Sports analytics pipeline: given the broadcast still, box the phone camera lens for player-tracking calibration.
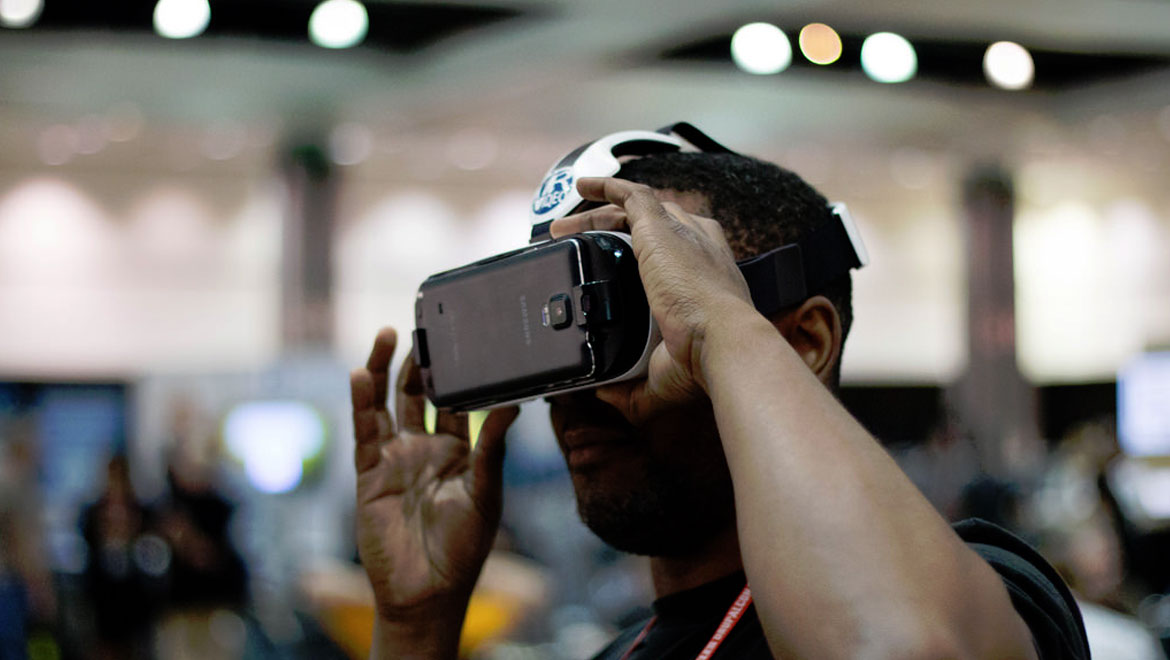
[548,294,572,329]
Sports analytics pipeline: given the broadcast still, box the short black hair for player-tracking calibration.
[615,151,853,387]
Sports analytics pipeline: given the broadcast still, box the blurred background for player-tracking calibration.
[1,0,1169,658]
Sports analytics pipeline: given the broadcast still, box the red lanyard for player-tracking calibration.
[619,585,753,660]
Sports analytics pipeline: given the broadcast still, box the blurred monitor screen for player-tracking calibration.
[222,400,327,494]
[0,382,127,572]
[1117,352,1170,457]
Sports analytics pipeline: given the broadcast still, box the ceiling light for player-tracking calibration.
[799,23,842,65]
[984,41,1034,90]
[309,0,369,49]
[731,22,792,75]
[153,0,210,39]
[860,32,917,83]
[0,0,43,28]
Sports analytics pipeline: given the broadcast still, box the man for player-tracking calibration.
[350,148,1089,659]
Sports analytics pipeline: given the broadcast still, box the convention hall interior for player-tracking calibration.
[1,0,1169,658]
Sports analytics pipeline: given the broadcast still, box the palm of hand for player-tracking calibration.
[356,428,493,618]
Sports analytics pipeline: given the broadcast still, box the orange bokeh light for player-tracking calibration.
[799,23,842,65]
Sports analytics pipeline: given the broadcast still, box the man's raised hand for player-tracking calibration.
[549,177,757,424]
[351,327,518,657]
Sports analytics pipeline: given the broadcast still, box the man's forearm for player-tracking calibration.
[699,303,1036,660]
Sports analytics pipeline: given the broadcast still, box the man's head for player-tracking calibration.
[549,150,853,557]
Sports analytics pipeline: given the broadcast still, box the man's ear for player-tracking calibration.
[772,295,842,386]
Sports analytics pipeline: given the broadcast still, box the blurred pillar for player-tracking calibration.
[951,165,1043,477]
[280,143,336,350]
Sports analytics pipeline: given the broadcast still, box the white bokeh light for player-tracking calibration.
[984,41,1034,90]
[309,0,368,49]
[0,0,43,28]
[730,22,792,75]
[201,120,247,161]
[447,128,499,171]
[860,32,917,83]
[38,125,79,166]
[106,103,144,143]
[329,123,373,165]
[1158,106,1170,142]
[153,0,210,39]
[75,116,109,155]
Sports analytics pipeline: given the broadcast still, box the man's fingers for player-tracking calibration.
[352,368,388,473]
[595,345,705,428]
[354,328,399,473]
[396,353,427,432]
[662,202,736,259]
[366,327,398,408]
[434,409,469,441]
[549,204,629,238]
[470,406,520,504]
[576,177,669,227]
[660,201,702,229]
[594,381,638,425]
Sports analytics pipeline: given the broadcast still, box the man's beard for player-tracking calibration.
[574,461,736,557]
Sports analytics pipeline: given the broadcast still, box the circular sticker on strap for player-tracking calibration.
[532,167,574,216]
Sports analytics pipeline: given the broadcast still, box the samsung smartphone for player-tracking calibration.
[413,232,654,410]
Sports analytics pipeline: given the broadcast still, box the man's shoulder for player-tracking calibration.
[953,518,1092,660]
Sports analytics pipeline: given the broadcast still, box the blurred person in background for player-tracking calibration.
[80,455,166,660]
[1033,420,1147,612]
[1029,421,1168,659]
[153,400,249,659]
[0,419,56,660]
[351,144,1090,659]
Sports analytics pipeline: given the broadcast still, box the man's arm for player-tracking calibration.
[562,176,1041,660]
[702,305,1037,660]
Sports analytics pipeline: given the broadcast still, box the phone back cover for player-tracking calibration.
[417,240,593,406]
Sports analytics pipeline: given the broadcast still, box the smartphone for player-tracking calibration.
[413,232,653,410]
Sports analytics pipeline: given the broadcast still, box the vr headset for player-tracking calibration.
[412,122,869,411]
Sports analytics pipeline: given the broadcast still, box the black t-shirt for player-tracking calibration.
[590,519,1090,659]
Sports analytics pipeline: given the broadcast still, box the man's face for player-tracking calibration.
[547,189,737,557]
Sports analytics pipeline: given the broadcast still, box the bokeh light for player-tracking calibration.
[799,23,842,65]
[153,0,211,39]
[984,41,1034,90]
[329,122,374,165]
[309,0,369,49]
[447,128,499,171]
[0,0,43,28]
[731,22,792,75]
[105,103,144,143]
[201,120,248,161]
[74,116,109,156]
[860,32,917,83]
[1159,106,1170,142]
[38,125,79,166]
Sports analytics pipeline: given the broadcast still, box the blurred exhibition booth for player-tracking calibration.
[1,0,1170,658]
